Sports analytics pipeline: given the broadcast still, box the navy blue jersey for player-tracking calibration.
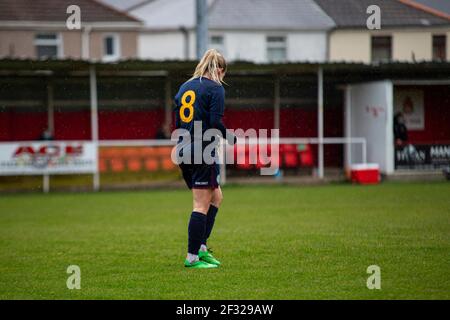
[174,77,226,138]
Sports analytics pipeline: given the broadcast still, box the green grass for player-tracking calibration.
[0,182,449,300]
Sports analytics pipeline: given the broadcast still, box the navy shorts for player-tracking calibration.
[179,163,220,190]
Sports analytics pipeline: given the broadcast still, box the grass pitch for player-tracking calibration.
[0,182,449,300]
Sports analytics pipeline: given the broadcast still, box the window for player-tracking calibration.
[103,34,120,61]
[371,36,392,63]
[209,35,225,55]
[433,35,447,61]
[267,36,287,63]
[35,33,62,59]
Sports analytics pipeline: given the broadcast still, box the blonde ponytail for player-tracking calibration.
[190,49,227,84]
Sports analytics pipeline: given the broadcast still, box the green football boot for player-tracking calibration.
[198,250,221,266]
[184,259,217,269]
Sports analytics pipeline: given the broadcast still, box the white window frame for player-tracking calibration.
[432,34,447,61]
[209,34,226,56]
[266,35,287,63]
[371,35,392,63]
[34,32,63,59]
[102,33,121,62]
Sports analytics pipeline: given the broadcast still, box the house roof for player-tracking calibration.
[208,0,335,30]
[107,0,334,31]
[127,0,200,30]
[0,0,141,23]
[1,58,450,83]
[98,0,150,12]
[399,0,450,19]
[314,0,450,28]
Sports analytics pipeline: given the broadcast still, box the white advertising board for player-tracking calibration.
[0,141,98,175]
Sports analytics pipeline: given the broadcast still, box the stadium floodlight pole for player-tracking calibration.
[89,65,100,191]
[196,0,208,59]
[317,66,324,179]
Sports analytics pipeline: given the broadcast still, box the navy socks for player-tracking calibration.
[188,212,207,255]
[203,205,219,246]
[188,206,219,255]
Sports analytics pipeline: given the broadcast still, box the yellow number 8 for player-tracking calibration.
[180,90,195,123]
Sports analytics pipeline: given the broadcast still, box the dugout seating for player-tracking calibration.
[232,143,314,171]
[99,146,177,173]
[99,144,314,173]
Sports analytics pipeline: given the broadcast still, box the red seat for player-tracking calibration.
[101,147,123,158]
[127,159,142,172]
[110,158,125,172]
[156,146,172,156]
[280,144,297,152]
[99,159,108,173]
[123,148,140,158]
[256,144,273,168]
[283,152,299,168]
[140,147,156,157]
[145,158,159,171]
[299,144,314,167]
[162,157,176,170]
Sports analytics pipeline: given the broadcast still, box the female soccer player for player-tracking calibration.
[174,49,236,269]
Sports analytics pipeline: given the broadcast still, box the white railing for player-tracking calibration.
[0,137,367,192]
[98,140,176,147]
[218,137,367,184]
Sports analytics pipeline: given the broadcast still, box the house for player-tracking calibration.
[314,0,450,63]
[100,0,450,63]
[0,0,142,61]
[102,0,335,62]
[207,0,335,63]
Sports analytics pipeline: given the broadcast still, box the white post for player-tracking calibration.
[362,140,367,164]
[82,26,91,60]
[344,85,353,169]
[43,174,50,193]
[89,65,100,191]
[317,67,324,179]
[44,81,54,193]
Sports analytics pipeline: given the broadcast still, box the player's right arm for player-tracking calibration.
[209,86,236,145]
